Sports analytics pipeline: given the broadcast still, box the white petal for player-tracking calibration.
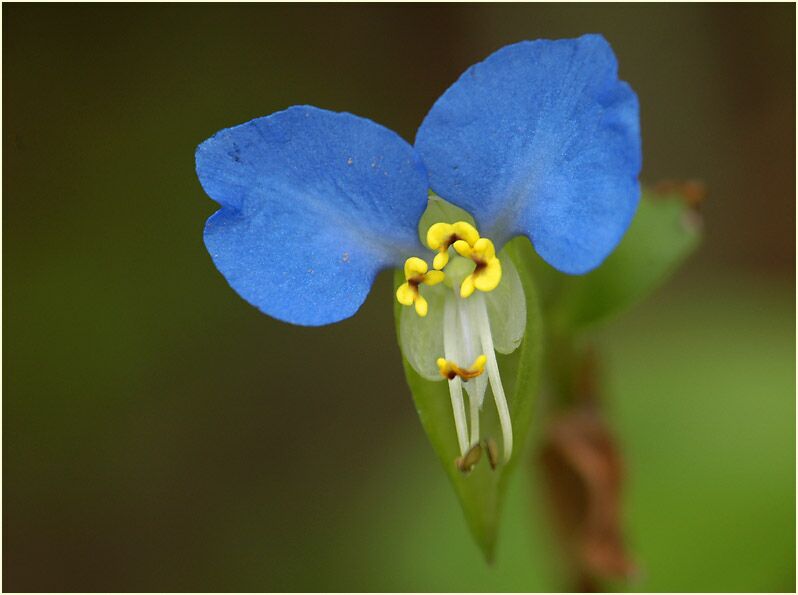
[485,252,526,354]
[399,283,445,381]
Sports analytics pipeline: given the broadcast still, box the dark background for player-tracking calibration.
[4,3,795,591]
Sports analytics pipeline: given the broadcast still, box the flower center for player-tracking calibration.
[426,221,480,270]
[396,218,516,471]
[395,220,503,318]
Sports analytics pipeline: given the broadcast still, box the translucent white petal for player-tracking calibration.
[399,283,446,381]
[485,252,526,354]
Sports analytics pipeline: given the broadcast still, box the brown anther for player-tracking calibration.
[437,355,487,382]
[484,437,500,470]
[455,443,483,473]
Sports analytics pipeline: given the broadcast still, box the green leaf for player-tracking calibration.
[542,190,702,332]
[393,236,543,562]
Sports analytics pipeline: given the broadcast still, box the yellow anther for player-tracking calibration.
[396,257,445,317]
[436,354,487,381]
[403,256,428,279]
[395,282,417,306]
[433,250,450,272]
[426,221,480,270]
[453,237,502,298]
[414,295,428,317]
[460,275,476,299]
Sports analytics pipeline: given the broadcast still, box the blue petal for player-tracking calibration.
[415,35,642,274]
[197,106,429,326]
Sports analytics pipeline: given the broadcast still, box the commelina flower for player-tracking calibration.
[196,34,641,469]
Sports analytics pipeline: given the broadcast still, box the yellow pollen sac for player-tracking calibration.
[453,237,502,298]
[436,354,488,381]
[426,221,480,270]
[396,256,445,317]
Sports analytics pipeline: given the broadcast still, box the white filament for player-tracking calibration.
[452,289,486,449]
[443,294,469,456]
[469,391,480,447]
[472,293,513,462]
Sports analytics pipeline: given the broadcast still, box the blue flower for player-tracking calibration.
[196,34,641,466]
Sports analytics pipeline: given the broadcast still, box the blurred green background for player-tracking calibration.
[4,4,794,592]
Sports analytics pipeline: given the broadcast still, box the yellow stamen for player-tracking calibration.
[453,237,502,298]
[426,221,480,270]
[436,354,487,381]
[414,295,428,317]
[396,256,445,317]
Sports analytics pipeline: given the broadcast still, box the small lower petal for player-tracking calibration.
[398,282,445,381]
[485,252,525,354]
